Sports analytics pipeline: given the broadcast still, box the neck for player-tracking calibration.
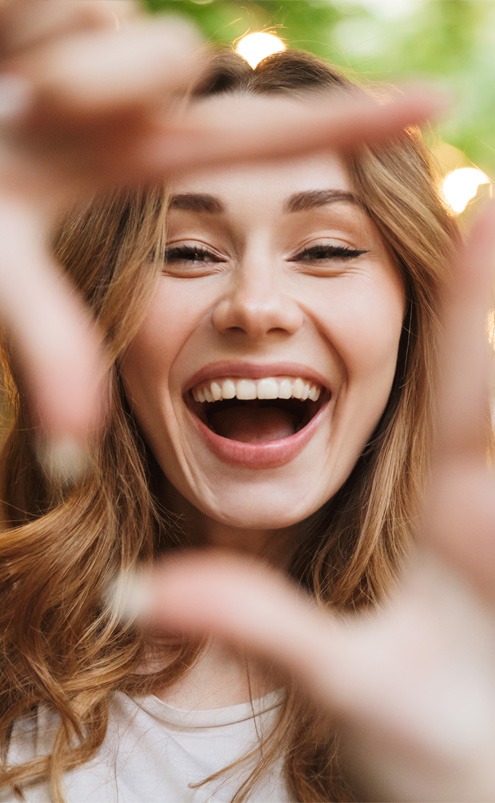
[153,479,294,706]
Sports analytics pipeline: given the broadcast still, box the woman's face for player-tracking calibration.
[121,128,405,531]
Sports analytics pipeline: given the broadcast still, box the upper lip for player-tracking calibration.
[184,361,331,395]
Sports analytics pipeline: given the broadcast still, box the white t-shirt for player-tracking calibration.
[4,691,293,802]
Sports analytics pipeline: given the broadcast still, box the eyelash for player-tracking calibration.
[164,245,221,265]
[294,244,367,261]
[163,243,368,271]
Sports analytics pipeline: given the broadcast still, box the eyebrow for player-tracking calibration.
[284,189,362,213]
[169,193,224,214]
[168,189,362,216]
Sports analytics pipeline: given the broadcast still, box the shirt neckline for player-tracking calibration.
[133,689,284,729]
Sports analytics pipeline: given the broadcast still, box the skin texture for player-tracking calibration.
[120,140,405,548]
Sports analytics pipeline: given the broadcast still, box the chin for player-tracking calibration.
[196,485,330,532]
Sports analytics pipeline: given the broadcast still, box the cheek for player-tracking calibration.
[348,284,403,367]
[119,288,186,435]
[120,280,216,467]
[123,282,204,385]
[316,274,405,387]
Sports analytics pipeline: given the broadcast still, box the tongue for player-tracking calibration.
[209,406,297,443]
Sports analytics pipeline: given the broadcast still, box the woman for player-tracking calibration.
[1,5,494,802]
[1,4,495,800]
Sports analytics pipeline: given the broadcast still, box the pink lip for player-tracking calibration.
[183,361,331,469]
[184,361,330,393]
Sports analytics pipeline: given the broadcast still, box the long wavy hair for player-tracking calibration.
[0,50,457,801]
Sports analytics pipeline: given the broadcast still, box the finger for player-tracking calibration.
[0,0,134,56]
[434,200,495,464]
[0,60,441,196]
[0,198,107,480]
[136,551,495,732]
[15,17,205,121]
[132,87,447,178]
[422,465,495,602]
[420,202,495,597]
[130,551,354,711]
[18,88,441,192]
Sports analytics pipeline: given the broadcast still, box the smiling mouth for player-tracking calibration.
[188,376,327,444]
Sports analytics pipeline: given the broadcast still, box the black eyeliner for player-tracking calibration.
[164,244,219,263]
[297,244,368,261]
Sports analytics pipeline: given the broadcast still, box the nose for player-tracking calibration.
[212,259,304,340]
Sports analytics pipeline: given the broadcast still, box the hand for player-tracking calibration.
[0,0,445,479]
[137,202,495,801]
[0,0,211,476]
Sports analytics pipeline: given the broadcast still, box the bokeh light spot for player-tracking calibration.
[441,167,491,215]
[235,32,286,69]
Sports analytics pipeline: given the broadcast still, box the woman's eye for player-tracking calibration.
[295,244,368,263]
[163,243,225,279]
[165,245,222,266]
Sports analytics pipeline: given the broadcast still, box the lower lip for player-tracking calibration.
[186,401,329,469]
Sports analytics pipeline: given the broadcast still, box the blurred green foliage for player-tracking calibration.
[143,0,494,175]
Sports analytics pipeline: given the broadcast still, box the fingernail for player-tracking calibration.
[105,569,151,623]
[36,436,91,487]
[0,74,33,125]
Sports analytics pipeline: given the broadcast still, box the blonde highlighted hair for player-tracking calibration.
[0,50,457,801]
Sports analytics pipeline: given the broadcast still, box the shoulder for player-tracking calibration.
[5,693,138,765]
[7,706,58,765]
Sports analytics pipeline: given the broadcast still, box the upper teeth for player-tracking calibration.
[191,377,322,403]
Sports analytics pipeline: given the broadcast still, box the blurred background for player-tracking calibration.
[144,0,494,216]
